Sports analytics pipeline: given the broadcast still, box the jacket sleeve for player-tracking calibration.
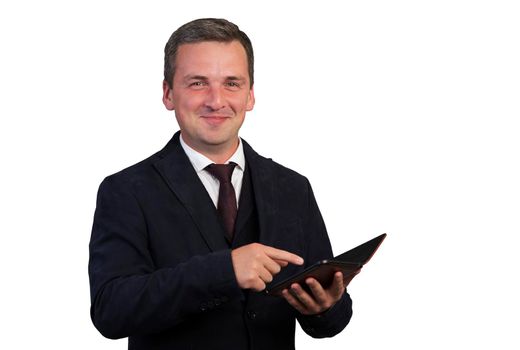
[295,179,353,338]
[88,176,243,339]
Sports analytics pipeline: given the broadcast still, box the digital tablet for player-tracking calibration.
[265,233,387,296]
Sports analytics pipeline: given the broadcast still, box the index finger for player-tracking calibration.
[263,246,304,266]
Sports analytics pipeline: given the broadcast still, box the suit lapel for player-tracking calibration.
[152,132,229,252]
[242,140,279,246]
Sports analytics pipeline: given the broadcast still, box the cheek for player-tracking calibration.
[229,94,254,112]
[174,93,205,114]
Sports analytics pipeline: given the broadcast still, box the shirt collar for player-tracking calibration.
[179,133,245,173]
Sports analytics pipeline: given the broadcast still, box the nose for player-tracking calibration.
[205,85,225,110]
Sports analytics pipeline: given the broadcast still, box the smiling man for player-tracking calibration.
[89,18,353,350]
[162,40,254,163]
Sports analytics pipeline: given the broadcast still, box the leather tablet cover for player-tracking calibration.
[265,233,386,295]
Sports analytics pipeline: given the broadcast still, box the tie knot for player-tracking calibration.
[206,163,236,183]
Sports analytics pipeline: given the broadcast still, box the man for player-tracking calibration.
[89,18,355,349]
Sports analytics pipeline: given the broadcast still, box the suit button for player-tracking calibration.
[200,302,208,311]
[247,311,257,320]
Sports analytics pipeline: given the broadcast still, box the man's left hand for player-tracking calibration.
[281,270,359,315]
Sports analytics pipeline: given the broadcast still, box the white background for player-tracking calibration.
[1,1,519,349]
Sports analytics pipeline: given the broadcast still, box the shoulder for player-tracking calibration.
[242,138,311,189]
[98,134,181,193]
[97,151,161,196]
[268,157,309,185]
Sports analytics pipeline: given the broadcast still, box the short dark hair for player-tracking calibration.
[164,18,254,88]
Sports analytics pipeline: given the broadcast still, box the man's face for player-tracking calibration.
[163,40,255,155]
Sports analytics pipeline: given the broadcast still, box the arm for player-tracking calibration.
[88,176,243,339]
[292,180,354,338]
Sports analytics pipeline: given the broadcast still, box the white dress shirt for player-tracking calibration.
[179,134,245,208]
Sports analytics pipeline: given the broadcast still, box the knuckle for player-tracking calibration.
[253,251,263,260]
[256,280,266,291]
[245,272,257,283]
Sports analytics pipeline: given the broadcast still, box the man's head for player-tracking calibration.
[162,19,255,162]
[164,18,254,89]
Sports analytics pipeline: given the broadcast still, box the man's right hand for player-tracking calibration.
[231,243,304,291]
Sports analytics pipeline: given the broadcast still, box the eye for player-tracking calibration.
[225,81,241,89]
[189,81,207,87]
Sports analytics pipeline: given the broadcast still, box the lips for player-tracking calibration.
[201,115,231,126]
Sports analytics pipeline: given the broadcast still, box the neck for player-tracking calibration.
[181,134,239,164]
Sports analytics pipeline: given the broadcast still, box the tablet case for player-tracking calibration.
[265,233,387,295]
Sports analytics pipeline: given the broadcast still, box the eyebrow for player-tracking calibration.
[183,75,246,82]
[184,75,209,82]
[225,76,246,82]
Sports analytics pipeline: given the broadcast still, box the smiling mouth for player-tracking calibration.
[201,115,230,125]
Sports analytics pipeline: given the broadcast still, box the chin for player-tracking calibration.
[203,138,233,147]
[201,131,237,146]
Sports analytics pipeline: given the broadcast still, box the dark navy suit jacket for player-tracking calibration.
[89,132,352,349]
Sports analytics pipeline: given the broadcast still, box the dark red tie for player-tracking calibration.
[205,163,238,240]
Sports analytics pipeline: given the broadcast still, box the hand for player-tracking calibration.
[231,243,304,291]
[282,269,360,315]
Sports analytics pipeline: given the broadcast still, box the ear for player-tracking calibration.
[246,85,255,111]
[162,80,175,110]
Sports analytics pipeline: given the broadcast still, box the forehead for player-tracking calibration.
[174,41,249,79]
